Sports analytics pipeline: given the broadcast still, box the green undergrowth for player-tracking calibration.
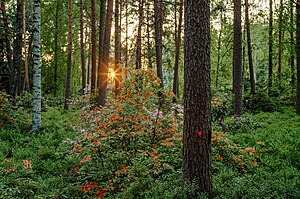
[0,107,80,198]
[212,109,300,198]
[0,102,299,198]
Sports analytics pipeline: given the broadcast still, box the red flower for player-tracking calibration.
[95,188,106,198]
[197,131,203,137]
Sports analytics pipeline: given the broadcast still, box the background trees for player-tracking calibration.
[0,0,299,143]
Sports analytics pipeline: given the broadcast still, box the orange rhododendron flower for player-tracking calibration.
[252,161,257,167]
[155,162,161,167]
[157,122,161,127]
[217,156,223,161]
[166,142,172,148]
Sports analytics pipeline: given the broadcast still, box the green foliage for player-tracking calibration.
[225,115,261,134]
[211,94,232,131]
[0,90,14,127]
[244,90,283,113]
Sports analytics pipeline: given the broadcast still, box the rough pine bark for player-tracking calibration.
[91,0,97,92]
[278,0,283,82]
[269,0,273,93]
[233,0,243,116]
[172,0,183,101]
[23,0,30,92]
[245,0,255,94]
[146,1,152,69]
[53,0,59,96]
[14,0,23,96]
[97,0,106,90]
[291,0,296,90]
[64,0,72,110]
[80,0,86,95]
[296,0,300,115]
[98,0,113,106]
[154,0,164,86]
[183,0,212,198]
[136,0,143,69]
[115,0,121,95]
[32,0,41,131]
[0,1,13,94]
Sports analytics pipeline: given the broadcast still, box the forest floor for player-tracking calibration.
[0,106,299,198]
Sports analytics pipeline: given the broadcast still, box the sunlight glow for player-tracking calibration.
[108,68,116,80]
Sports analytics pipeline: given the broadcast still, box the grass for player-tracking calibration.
[0,107,80,198]
[0,106,299,198]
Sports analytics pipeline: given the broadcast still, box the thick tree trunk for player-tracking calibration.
[98,0,106,90]
[245,0,255,94]
[183,0,212,198]
[32,0,41,131]
[296,0,300,115]
[80,0,86,95]
[268,0,273,93]
[125,0,128,73]
[233,0,243,116]
[154,0,163,85]
[14,0,23,96]
[278,0,283,82]
[98,0,114,106]
[154,0,164,105]
[64,0,72,110]
[172,0,183,101]
[54,0,59,96]
[291,1,296,90]
[115,0,121,95]
[136,0,143,69]
[91,0,97,92]
[146,1,152,69]
[0,1,13,94]
[23,0,30,92]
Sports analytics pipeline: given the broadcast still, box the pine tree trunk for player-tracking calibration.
[245,0,255,94]
[64,0,72,110]
[233,0,243,116]
[53,0,59,96]
[146,1,152,69]
[154,0,163,85]
[278,0,283,82]
[115,0,121,95]
[268,0,273,93]
[91,0,97,92]
[14,0,23,96]
[32,0,41,131]
[215,11,223,90]
[291,1,296,91]
[296,0,300,115]
[125,0,128,74]
[154,0,164,105]
[0,1,13,94]
[136,0,143,69]
[97,0,106,90]
[23,0,30,92]
[98,0,114,106]
[172,0,183,101]
[80,0,86,95]
[183,0,212,198]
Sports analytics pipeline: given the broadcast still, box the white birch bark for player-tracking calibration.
[32,0,41,131]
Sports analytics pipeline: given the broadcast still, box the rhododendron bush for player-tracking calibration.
[71,69,184,197]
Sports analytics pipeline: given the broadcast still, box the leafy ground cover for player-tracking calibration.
[0,80,299,198]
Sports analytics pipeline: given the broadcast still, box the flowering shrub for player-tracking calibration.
[211,94,231,132]
[0,90,14,127]
[71,69,183,197]
[212,132,267,173]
